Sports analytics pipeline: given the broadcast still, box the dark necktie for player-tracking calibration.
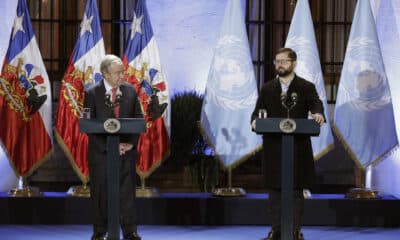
[111,88,120,118]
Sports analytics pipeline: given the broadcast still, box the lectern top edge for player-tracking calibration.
[254,118,320,136]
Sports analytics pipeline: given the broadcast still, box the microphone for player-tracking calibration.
[281,92,288,110]
[104,91,122,108]
[291,92,298,103]
[281,92,297,118]
[104,92,112,108]
[281,92,287,103]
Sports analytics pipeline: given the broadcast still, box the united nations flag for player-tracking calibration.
[285,0,334,160]
[200,0,262,170]
[333,0,398,168]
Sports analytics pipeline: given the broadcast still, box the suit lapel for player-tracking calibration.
[119,83,134,118]
[272,78,282,97]
[97,80,114,118]
[287,75,298,96]
[119,84,127,117]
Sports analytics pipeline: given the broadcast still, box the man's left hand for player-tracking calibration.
[119,143,133,156]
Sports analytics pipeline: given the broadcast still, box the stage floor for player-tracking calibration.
[0,225,399,240]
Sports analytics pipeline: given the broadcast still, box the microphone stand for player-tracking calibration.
[281,94,297,118]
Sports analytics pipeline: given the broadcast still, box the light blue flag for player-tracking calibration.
[377,0,400,137]
[285,0,334,159]
[200,0,262,170]
[333,0,398,169]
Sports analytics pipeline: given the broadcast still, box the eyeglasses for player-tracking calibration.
[273,59,293,65]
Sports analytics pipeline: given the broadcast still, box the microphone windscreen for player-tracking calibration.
[281,92,287,101]
[291,92,298,102]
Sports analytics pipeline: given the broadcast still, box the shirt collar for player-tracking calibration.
[279,75,295,93]
[103,79,121,95]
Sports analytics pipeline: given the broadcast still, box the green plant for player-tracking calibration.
[170,90,204,166]
[170,90,219,191]
[190,153,220,192]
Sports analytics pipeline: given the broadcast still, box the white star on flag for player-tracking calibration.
[80,14,93,36]
[130,12,143,39]
[12,13,25,39]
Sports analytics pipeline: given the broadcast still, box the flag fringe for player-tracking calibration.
[332,123,398,170]
[198,122,262,172]
[313,142,335,161]
[0,140,53,179]
[372,144,399,168]
[55,130,89,184]
[136,149,170,180]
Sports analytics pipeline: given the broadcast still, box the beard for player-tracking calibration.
[277,67,292,77]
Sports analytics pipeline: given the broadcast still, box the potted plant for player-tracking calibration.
[170,90,219,191]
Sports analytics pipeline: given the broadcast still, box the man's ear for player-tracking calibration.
[103,73,111,80]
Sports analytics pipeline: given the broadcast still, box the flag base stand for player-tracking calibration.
[136,187,159,198]
[303,189,312,198]
[346,168,380,199]
[345,188,380,199]
[8,177,41,197]
[213,169,246,197]
[136,178,159,197]
[8,186,41,197]
[67,185,90,197]
[213,187,246,197]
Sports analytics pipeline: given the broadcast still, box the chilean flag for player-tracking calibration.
[123,0,170,178]
[0,0,52,177]
[55,0,105,183]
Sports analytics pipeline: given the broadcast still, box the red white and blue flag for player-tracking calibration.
[123,0,170,178]
[0,0,52,177]
[55,0,105,183]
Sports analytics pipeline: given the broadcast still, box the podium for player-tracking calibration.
[79,118,145,240]
[255,118,320,240]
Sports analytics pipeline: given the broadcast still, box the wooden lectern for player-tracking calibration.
[79,118,145,240]
[255,118,320,240]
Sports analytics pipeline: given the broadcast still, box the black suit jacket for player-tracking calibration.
[251,75,324,188]
[83,80,143,154]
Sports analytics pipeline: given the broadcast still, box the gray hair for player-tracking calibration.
[100,54,123,74]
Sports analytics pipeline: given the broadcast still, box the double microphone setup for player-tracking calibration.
[281,91,298,118]
[104,91,122,109]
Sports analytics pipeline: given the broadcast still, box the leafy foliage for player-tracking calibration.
[170,90,219,191]
[170,90,204,166]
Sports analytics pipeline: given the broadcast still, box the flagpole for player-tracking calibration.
[228,168,232,189]
[346,166,379,199]
[136,177,159,197]
[8,176,40,197]
[213,168,246,197]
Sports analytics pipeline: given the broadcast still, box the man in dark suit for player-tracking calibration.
[84,54,143,240]
[251,48,325,240]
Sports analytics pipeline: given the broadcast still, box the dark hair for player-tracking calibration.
[275,48,297,61]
